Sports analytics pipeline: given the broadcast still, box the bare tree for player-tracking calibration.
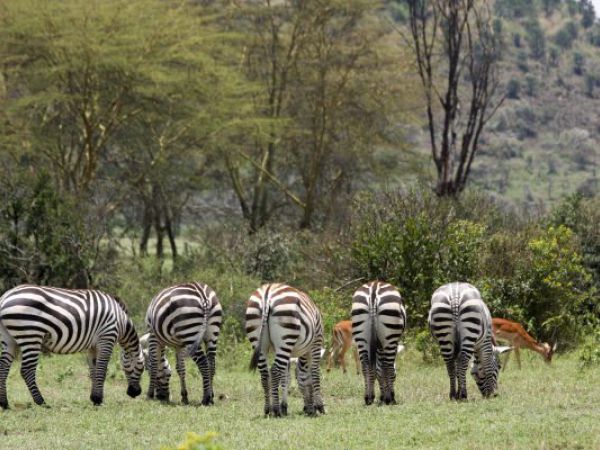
[405,0,504,196]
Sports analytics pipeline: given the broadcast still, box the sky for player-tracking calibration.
[594,0,600,16]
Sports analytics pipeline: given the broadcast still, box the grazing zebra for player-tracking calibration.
[145,282,222,405]
[245,283,324,417]
[0,284,144,409]
[429,282,511,400]
[351,281,406,406]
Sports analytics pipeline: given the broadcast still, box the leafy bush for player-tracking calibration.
[578,328,600,368]
[413,330,441,364]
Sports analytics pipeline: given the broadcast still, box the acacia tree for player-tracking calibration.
[405,0,504,196]
[228,0,414,230]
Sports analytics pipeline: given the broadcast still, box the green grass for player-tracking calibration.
[1,350,599,449]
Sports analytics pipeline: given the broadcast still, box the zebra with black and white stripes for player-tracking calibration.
[429,282,510,400]
[0,284,144,408]
[351,281,406,406]
[145,282,222,405]
[245,283,324,417]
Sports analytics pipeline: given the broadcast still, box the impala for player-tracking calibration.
[492,318,556,370]
[326,320,360,375]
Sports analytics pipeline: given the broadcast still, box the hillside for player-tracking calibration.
[400,0,600,210]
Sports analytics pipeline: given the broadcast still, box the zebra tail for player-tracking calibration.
[249,297,269,371]
[188,310,209,358]
[368,286,377,371]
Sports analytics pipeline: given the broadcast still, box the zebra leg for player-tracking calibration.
[175,349,188,405]
[359,351,375,405]
[445,358,458,400]
[19,340,46,406]
[310,345,325,415]
[256,354,271,416]
[146,334,161,400]
[206,339,218,404]
[280,359,291,416]
[457,351,471,401]
[87,348,97,380]
[269,352,288,417]
[296,356,315,416]
[89,339,116,405]
[352,346,360,375]
[0,335,17,409]
[191,349,212,406]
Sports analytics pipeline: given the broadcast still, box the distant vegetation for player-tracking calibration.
[0,0,599,348]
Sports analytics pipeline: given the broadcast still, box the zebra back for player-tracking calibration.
[0,284,136,353]
[145,282,222,355]
[246,283,323,369]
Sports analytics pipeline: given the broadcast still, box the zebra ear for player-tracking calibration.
[494,345,512,355]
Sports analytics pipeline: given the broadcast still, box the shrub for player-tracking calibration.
[578,328,600,368]
[507,79,520,99]
[413,330,441,364]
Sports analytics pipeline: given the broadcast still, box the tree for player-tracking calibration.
[405,0,504,196]
[226,0,415,230]
[1,0,250,259]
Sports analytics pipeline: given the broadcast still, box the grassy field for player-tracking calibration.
[0,348,599,450]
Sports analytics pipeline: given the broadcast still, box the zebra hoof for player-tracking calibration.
[264,406,270,416]
[156,391,170,402]
[181,395,189,405]
[127,385,142,398]
[281,403,288,416]
[303,405,316,417]
[364,395,374,406]
[271,406,282,417]
[90,394,103,405]
[316,404,325,415]
[0,400,8,410]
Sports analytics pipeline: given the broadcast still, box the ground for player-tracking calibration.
[0,349,598,449]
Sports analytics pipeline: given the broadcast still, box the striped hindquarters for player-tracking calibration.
[351,281,406,405]
[145,282,222,354]
[351,281,406,367]
[245,283,323,366]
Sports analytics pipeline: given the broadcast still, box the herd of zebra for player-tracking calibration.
[0,280,511,415]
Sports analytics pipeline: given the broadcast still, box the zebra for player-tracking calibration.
[351,281,406,406]
[144,282,222,405]
[245,283,324,417]
[0,284,144,409]
[428,282,511,400]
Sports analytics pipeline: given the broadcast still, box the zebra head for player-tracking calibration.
[470,345,512,398]
[120,325,144,398]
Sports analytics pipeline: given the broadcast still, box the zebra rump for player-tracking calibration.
[351,281,406,406]
[145,282,222,405]
[429,282,510,400]
[0,284,144,409]
[245,283,324,417]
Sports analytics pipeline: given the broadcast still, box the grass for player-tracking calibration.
[1,349,599,449]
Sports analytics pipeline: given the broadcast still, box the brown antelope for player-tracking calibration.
[492,318,556,370]
[326,320,360,375]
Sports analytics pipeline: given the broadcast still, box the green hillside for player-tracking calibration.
[461,0,599,207]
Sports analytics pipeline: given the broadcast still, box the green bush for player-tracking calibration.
[578,328,600,368]
[413,330,441,364]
